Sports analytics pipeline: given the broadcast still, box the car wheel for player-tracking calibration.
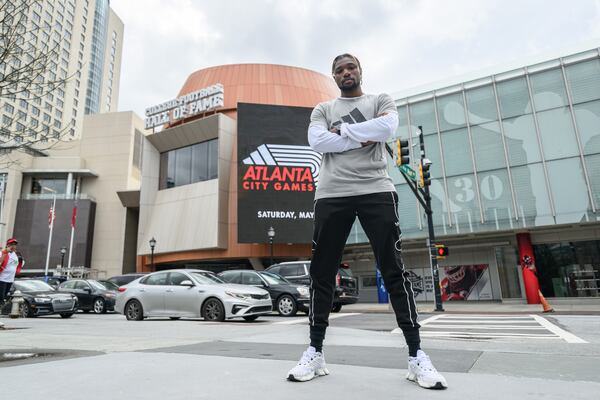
[125,299,144,321]
[277,294,297,317]
[331,304,342,313]
[243,315,259,322]
[93,298,106,314]
[201,298,225,322]
[169,317,181,320]
[19,302,33,318]
[60,313,74,318]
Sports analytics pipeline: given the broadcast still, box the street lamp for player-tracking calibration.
[267,226,275,267]
[60,246,67,269]
[149,237,156,270]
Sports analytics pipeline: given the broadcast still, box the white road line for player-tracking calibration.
[391,314,443,334]
[433,319,538,324]
[420,331,559,338]
[530,314,588,343]
[441,315,534,319]
[424,324,547,330]
[274,313,361,325]
[421,333,561,340]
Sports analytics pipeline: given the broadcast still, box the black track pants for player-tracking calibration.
[308,192,420,345]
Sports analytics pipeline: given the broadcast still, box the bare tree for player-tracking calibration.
[0,0,77,164]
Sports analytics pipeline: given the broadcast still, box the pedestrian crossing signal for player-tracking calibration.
[435,244,449,259]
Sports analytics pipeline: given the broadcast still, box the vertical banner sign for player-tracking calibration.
[237,103,319,243]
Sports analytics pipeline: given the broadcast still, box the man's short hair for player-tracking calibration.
[331,53,362,74]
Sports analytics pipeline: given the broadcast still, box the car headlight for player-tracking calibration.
[296,287,309,296]
[225,291,250,300]
[104,293,115,298]
[34,297,52,303]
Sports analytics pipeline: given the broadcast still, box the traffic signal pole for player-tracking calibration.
[417,127,445,312]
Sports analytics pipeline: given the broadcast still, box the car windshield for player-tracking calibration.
[190,271,225,285]
[88,280,114,291]
[339,268,353,277]
[14,280,54,292]
[260,272,290,285]
[99,281,119,290]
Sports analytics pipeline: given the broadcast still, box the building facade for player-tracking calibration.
[137,64,339,272]
[347,47,600,302]
[0,0,123,142]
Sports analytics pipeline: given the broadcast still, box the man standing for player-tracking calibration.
[0,238,23,306]
[286,54,447,389]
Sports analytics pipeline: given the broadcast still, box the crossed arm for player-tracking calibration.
[308,112,399,153]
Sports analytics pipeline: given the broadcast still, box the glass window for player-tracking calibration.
[241,271,263,285]
[471,121,506,171]
[530,69,569,111]
[396,105,409,138]
[31,177,68,194]
[465,85,497,124]
[74,281,90,290]
[446,174,481,234]
[437,93,466,131]
[511,163,553,227]
[279,264,304,277]
[537,107,579,160]
[497,77,532,118]
[408,100,437,135]
[502,114,541,166]
[477,169,514,230]
[142,272,169,285]
[440,128,473,176]
[174,146,191,186]
[585,154,600,211]
[574,99,600,155]
[547,158,591,224]
[534,241,600,298]
[495,246,522,298]
[423,134,442,178]
[168,272,190,285]
[191,142,208,182]
[208,139,218,179]
[565,59,600,104]
[396,184,420,235]
[220,271,241,284]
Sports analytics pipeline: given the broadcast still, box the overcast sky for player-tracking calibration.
[110,0,600,116]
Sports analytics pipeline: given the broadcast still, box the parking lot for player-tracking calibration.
[2,310,600,400]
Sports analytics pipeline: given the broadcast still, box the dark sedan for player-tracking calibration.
[58,279,117,313]
[218,270,310,317]
[0,280,78,318]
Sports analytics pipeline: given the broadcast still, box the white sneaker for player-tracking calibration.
[407,350,448,389]
[287,346,330,382]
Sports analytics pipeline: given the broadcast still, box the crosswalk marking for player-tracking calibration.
[392,314,588,343]
[273,312,361,325]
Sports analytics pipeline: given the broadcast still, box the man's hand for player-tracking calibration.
[329,126,341,135]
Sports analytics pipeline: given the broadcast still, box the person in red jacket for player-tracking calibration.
[0,238,24,305]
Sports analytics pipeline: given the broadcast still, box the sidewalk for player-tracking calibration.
[342,300,600,314]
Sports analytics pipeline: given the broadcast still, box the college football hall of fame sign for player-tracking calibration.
[237,103,319,244]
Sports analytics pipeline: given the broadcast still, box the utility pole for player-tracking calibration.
[417,128,444,312]
[386,125,445,312]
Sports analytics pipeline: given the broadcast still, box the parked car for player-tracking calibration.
[30,275,69,289]
[106,273,146,287]
[98,280,120,291]
[57,279,117,314]
[115,269,272,322]
[266,261,359,312]
[218,270,309,317]
[0,280,78,318]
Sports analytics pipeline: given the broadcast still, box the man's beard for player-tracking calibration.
[338,79,359,91]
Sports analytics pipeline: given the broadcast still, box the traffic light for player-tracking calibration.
[395,139,409,166]
[434,244,449,259]
[418,158,431,187]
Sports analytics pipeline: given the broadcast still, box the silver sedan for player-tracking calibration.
[115,269,272,322]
